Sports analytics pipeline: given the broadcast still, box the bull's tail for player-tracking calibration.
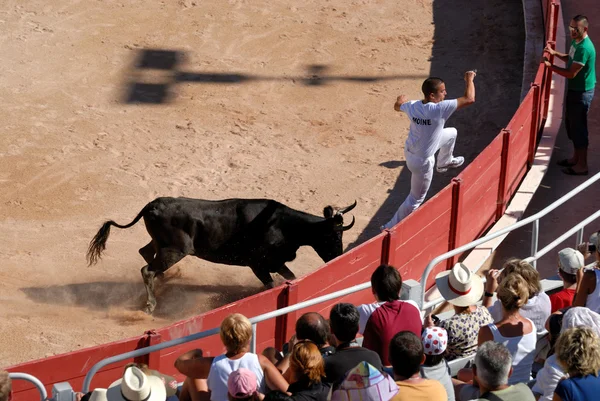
[86,208,146,266]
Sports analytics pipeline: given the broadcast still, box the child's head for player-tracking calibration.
[557,248,584,285]
[421,327,447,367]
[228,368,258,401]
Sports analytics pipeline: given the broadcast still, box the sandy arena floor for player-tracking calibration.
[0,0,524,366]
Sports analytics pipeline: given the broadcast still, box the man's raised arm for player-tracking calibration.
[456,70,476,110]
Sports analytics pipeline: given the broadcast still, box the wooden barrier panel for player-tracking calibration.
[387,185,454,289]
[454,134,504,248]
[283,233,387,336]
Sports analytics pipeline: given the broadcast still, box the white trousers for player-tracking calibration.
[383,127,458,229]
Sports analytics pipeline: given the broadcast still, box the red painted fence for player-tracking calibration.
[5,1,562,399]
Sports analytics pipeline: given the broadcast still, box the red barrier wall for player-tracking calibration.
[5,1,562,399]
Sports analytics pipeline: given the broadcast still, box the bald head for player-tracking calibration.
[295,312,329,346]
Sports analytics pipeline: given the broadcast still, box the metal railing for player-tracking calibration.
[8,373,47,401]
[82,172,600,393]
[420,171,600,309]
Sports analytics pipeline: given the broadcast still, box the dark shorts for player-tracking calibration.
[565,89,594,149]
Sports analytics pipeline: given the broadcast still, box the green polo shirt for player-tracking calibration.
[568,36,596,91]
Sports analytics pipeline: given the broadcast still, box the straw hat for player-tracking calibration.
[435,263,484,307]
[105,366,166,401]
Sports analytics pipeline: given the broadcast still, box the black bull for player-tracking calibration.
[87,197,356,314]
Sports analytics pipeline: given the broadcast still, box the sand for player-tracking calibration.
[0,0,524,366]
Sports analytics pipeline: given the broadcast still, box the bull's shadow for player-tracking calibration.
[121,49,427,104]
[20,280,263,320]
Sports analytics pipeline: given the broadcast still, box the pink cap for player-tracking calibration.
[228,368,258,398]
[421,327,448,355]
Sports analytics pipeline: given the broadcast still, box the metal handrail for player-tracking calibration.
[82,280,372,393]
[8,373,48,401]
[419,171,600,308]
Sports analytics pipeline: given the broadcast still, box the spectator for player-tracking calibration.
[554,327,600,401]
[123,362,179,400]
[550,248,585,312]
[175,313,288,401]
[577,231,599,269]
[533,307,600,401]
[470,341,535,401]
[286,341,331,401]
[357,264,422,335]
[227,369,262,401]
[325,303,383,385]
[574,233,600,312]
[331,362,398,401]
[429,263,492,361]
[362,265,422,366]
[544,15,596,176]
[0,371,11,401]
[105,365,167,401]
[277,312,335,377]
[484,258,551,336]
[479,273,536,385]
[388,331,447,401]
[419,327,455,401]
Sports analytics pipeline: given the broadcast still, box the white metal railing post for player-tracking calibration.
[8,373,48,401]
[251,323,257,353]
[577,227,585,247]
[531,219,540,269]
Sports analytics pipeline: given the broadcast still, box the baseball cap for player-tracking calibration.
[228,368,258,399]
[421,327,448,356]
[558,247,584,275]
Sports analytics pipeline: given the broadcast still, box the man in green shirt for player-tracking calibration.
[545,15,596,176]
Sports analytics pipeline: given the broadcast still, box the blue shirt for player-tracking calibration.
[555,373,600,401]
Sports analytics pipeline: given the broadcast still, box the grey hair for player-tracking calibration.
[475,341,513,388]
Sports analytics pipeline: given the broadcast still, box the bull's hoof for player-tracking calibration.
[144,301,157,315]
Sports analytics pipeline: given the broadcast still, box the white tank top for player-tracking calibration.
[488,318,537,385]
[207,352,265,401]
[586,270,600,313]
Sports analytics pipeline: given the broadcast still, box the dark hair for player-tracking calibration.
[548,313,565,355]
[423,353,445,367]
[573,15,589,27]
[559,269,577,285]
[264,391,294,401]
[389,331,423,378]
[371,264,402,302]
[329,303,360,342]
[422,77,444,98]
[296,312,330,347]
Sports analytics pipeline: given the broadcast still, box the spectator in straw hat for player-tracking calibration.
[425,263,492,361]
[574,232,600,313]
[0,371,11,401]
[550,248,585,312]
[100,365,167,401]
[420,327,455,401]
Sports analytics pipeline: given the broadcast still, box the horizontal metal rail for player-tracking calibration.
[9,373,48,401]
[420,171,600,308]
[82,281,371,393]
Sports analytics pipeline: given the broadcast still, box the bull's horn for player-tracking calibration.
[342,216,355,231]
[339,200,357,215]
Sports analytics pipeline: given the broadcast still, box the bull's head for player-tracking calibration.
[312,200,356,262]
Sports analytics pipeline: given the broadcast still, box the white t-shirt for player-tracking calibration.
[357,300,422,334]
[401,99,458,158]
[488,292,551,336]
[531,354,564,401]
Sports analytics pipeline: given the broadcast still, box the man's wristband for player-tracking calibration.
[484,291,494,298]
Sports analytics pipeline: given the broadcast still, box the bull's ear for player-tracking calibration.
[323,206,334,219]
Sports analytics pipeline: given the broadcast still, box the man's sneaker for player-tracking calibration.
[436,156,465,173]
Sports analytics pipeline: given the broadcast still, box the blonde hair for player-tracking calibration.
[497,273,528,312]
[220,313,253,353]
[501,258,542,298]
[290,341,325,384]
[0,371,11,401]
[556,327,600,377]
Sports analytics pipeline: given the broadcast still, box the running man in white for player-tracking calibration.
[382,71,476,229]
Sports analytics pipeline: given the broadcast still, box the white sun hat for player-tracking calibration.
[435,263,484,307]
[105,366,166,401]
